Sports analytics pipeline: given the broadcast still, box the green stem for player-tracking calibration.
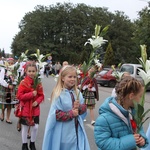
[140,87,146,106]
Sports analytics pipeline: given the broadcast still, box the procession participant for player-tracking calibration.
[17,62,44,150]
[0,58,15,124]
[42,65,90,150]
[94,76,148,150]
[81,66,99,125]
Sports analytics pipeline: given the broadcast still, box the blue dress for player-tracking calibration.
[42,89,90,150]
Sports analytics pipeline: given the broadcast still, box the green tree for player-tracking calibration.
[107,11,135,64]
[11,2,136,64]
[104,42,114,66]
[133,2,150,57]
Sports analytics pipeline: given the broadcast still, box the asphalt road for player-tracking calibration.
[0,76,150,150]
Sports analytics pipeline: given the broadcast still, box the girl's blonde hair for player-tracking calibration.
[50,65,78,102]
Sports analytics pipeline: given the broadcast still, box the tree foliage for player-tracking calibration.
[104,42,114,66]
[11,2,150,66]
[133,2,150,58]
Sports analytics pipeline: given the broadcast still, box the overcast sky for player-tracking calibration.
[0,0,148,54]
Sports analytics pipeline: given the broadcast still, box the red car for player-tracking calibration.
[95,68,117,87]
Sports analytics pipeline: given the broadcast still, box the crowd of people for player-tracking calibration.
[0,56,149,150]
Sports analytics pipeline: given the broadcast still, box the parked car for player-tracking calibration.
[120,64,142,80]
[120,63,150,90]
[95,68,117,87]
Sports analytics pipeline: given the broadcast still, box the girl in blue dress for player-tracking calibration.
[42,65,90,150]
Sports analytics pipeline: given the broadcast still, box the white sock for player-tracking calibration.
[30,124,39,142]
[22,125,29,143]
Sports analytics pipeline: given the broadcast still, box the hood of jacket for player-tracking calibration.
[99,97,131,126]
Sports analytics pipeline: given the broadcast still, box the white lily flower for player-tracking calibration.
[39,54,45,61]
[138,68,150,85]
[21,53,26,58]
[94,59,102,68]
[84,36,108,49]
[20,52,28,62]
[39,62,47,69]
[6,70,12,76]
[112,71,124,81]
[145,60,150,73]
[76,68,81,75]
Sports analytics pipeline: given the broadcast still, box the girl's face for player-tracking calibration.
[26,66,37,79]
[128,87,144,107]
[62,71,77,90]
[132,86,144,103]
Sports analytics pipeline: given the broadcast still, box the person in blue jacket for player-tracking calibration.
[94,76,149,150]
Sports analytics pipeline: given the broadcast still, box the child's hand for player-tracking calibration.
[74,100,79,109]
[32,101,38,107]
[8,85,13,89]
[134,133,140,145]
[134,134,145,146]
[72,109,79,117]
[33,90,37,97]
[137,135,145,146]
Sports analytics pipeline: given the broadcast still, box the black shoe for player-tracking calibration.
[22,143,29,150]
[17,127,21,132]
[30,141,36,150]
[27,135,31,139]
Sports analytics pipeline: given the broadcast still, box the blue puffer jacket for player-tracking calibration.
[94,97,149,150]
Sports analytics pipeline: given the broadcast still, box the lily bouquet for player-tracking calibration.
[33,73,41,90]
[77,24,108,99]
[131,102,150,133]
[111,63,124,81]
[131,45,150,133]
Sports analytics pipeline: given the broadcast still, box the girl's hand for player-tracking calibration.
[33,90,37,97]
[137,136,145,146]
[74,100,79,109]
[134,133,140,144]
[8,85,13,89]
[72,109,79,117]
[32,101,38,107]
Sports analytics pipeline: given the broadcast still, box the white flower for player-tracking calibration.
[138,68,150,85]
[20,52,28,61]
[145,60,150,73]
[112,71,124,81]
[76,68,81,75]
[84,36,107,49]
[38,62,47,69]
[6,70,12,76]
[94,59,102,68]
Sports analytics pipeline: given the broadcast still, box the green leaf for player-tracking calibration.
[137,104,144,118]
[141,109,150,119]
[99,25,109,37]
[137,58,145,70]
[139,117,150,129]
[33,73,41,89]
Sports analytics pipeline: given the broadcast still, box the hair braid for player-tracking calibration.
[115,76,143,107]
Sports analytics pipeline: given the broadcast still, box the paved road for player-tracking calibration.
[0,76,150,150]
